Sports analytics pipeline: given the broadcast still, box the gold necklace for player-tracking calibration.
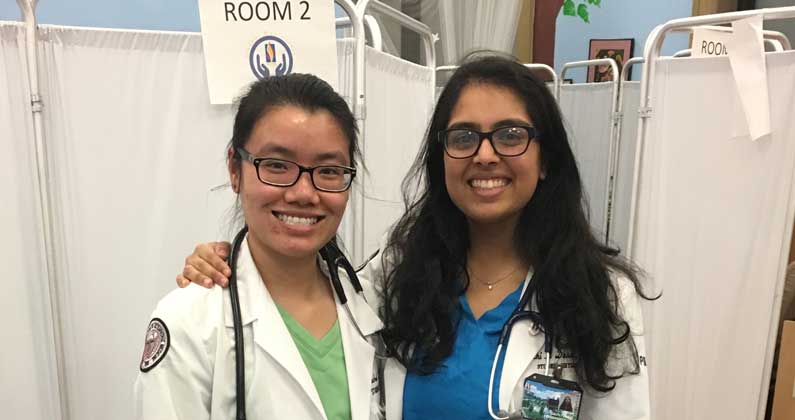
[467,264,524,291]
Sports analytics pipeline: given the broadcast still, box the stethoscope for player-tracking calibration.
[486,272,556,420]
[227,225,387,420]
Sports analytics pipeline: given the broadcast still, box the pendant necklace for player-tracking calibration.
[468,264,524,291]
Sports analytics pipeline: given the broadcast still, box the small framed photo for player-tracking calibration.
[587,38,635,82]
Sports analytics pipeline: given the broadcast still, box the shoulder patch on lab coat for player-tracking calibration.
[139,318,170,372]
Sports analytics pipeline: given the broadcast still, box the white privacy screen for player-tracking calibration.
[632,52,795,420]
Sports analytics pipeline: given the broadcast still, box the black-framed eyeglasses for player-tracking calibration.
[236,148,356,192]
[438,126,537,159]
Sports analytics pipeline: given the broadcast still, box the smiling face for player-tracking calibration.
[443,83,544,227]
[229,105,350,260]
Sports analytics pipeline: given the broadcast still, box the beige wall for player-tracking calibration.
[513,0,536,63]
[692,0,738,15]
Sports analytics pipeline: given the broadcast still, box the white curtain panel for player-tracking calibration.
[336,38,356,107]
[35,25,236,420]
[611,81,641,254]
[437,0,522,65]
[558,83,615,240]
[0,22,62,420]
[361,45,434,256]
[335,37,357,251]
[632,52,795,420]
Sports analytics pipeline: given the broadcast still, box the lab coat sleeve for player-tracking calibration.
[582,276,651,420]
[134,292,214,420]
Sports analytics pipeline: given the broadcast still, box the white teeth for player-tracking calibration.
[275,213,319,226]
[470,178,508,189]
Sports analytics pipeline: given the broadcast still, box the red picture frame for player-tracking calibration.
[587,38,635,82]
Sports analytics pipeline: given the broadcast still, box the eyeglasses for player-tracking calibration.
[438,126,537,159]
[236,148,356,192]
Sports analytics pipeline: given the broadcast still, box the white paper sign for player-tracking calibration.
[197,0,338,104]
[728,15,770,141]
[692,27,732,57]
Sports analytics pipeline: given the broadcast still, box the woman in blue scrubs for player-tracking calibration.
[178,55,653,419]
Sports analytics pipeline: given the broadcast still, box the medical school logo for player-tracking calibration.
[249,35,294,80]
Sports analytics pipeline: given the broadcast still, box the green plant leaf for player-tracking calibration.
[563,0,576,16]
[577,4,591,23]
[588,0,601,6]
[577,4,590,23]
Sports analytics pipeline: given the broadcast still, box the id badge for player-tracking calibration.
[521,373,582,420]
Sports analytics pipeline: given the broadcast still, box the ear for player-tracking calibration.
[539,166,547,181]
[227,147,240,193]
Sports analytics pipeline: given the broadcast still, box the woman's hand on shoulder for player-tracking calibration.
[176,242,232,288]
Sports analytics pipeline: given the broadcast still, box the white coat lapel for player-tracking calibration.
[383,358,405,420]
[224,238,328,420]
[498,271,546,408]
[333,265,384,420]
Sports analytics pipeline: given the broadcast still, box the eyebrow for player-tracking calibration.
[254,144,295,158]
[254,144,348,164]
[447,118,532,131]
[315,151,348,164]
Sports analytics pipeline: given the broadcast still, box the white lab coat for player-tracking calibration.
[134,238,385,420]
[359,251,651,420]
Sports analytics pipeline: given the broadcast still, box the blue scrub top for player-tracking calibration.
[403,282,523,420]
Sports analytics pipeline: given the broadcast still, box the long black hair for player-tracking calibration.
[380,55,653,392]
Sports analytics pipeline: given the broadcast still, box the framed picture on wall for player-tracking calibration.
[587,38,635,82]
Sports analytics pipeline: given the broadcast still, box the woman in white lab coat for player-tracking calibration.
[178,55,654,420]
[134,73,385,420]
[370,55,653,420]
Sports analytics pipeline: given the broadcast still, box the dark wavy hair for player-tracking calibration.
[380,55,653,392]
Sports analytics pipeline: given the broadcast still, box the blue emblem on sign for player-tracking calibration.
[249,35,293,80]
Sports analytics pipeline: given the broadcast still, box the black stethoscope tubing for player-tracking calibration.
[227,226,365,420]
[228,226,248,420]
[488,272,555,419]
[497,272,552,351]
